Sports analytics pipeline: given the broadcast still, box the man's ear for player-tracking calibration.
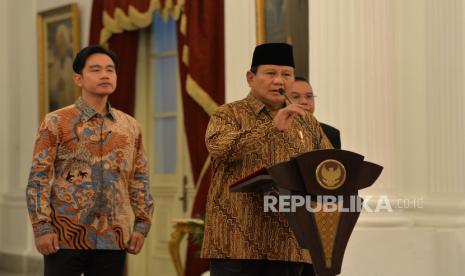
[73,73,82,87]
[246,71,254,88]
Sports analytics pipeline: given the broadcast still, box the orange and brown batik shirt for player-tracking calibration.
[26,97,154,250]
[201,93,333,263]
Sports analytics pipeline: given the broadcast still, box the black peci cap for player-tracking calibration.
[251,43,295,68]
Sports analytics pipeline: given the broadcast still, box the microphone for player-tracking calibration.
[278,87,322,149]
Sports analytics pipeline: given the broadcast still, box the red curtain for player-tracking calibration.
[88,0,152,115]
[89,1,225,275]
[177,0,225,275]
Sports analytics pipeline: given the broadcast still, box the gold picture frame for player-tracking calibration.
[255,0,309,78]
[256,0,267,45]
[37,3,80,119]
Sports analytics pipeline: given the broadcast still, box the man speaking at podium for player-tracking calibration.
[201,43,333,276]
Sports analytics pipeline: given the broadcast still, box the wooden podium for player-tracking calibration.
[229,149,383,276]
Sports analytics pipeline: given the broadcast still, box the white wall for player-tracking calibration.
[309,0,465,275]
[0,0,40,258]
[0,0,8,250]
[224,0,256,103]
[0,0,93,267]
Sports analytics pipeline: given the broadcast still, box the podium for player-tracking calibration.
[229,149,383,276]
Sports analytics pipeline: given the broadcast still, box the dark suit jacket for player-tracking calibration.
[320,123,341,149]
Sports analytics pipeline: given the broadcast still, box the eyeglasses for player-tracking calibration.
[289,94,317,101]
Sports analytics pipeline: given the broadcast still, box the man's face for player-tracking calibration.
[247,65,295,109]
[288,80,315,113]
[73,53,117,97]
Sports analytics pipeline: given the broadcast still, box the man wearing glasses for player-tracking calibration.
[287,76,341,149]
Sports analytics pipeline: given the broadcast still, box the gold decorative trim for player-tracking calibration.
[115,8,138,30]
[99,28,112,45]
[169,222,192,276]
[99,0,186,44]
[180,14,187,35]
[103,10,124,34]
[168,219,205,276]
[100,0,157,44]
[71,4,81,102]
[195,155,211,188]
[182,45,189,66]
[128,5,153,28]
[186,74,218,116]
[158,0,171,22]
[154,0,184,21]
[313,203,341,268]
[37,14,45,120]
[165,0,174,21]
[173,0,185,20]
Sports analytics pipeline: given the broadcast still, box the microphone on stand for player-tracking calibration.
[278,87,322,149]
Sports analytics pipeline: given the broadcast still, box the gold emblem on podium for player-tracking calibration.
[316,159,346,190]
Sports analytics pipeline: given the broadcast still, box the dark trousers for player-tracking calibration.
[44,249,126,276]
[210,259,313,276]
[302,263,317,276]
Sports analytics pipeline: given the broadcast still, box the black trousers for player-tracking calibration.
[43,249,126,276]
[302,263,317,276]
[210,259,315,276]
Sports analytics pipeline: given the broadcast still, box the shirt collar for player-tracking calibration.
[246,92,287,115]
[75,97,116,122]
[246,93,268,115]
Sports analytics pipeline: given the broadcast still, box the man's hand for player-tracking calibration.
[127,232,145,255]
[35,233,59,255]
[273,103,307,131]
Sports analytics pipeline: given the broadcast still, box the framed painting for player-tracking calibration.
[256,0,309,78]
[37,3,80,119]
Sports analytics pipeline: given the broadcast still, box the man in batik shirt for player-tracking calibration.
[26,45,154,276]
[201,43,332,276]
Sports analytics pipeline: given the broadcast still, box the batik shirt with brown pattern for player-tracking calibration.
[26,97,154,250]
[201,93,333,262]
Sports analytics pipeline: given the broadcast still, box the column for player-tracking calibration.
[309,0,402,223]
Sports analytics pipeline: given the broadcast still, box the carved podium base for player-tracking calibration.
[229,149,383,276]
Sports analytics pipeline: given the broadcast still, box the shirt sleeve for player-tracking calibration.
[129,124,154,237]
[26,115,59,238]
[205,105,282,161]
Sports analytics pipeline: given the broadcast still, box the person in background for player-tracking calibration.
[288,76,341,149]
